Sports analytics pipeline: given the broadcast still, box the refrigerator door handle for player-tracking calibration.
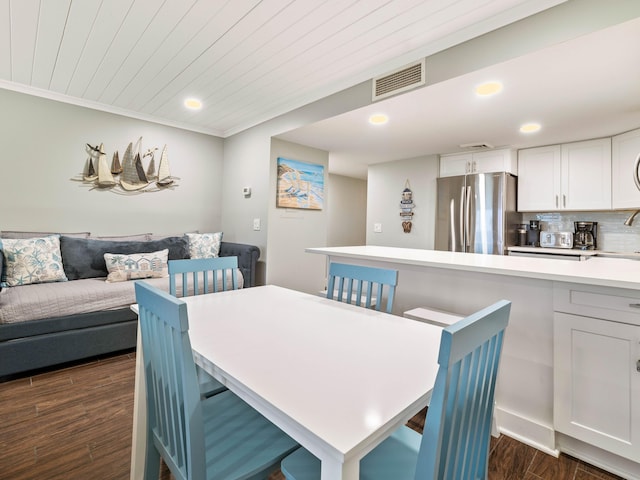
[459,186,465,249]
[465,185,471,249]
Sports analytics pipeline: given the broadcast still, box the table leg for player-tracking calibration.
[321,456,359,480]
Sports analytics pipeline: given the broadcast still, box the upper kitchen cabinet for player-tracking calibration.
[439,149,517,177]
[612,128,640,209]
[518,138,611,211]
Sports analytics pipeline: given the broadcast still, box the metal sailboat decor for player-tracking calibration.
[75,137,178,194]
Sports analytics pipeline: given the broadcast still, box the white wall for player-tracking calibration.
[267,138,329,293]
[0,89,224,236]
[366,155,439,249]
[327,174,367,247]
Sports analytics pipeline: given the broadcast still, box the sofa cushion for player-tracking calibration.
[0,236,68,287]
[59,235,189,280]
[1,230,90,239]
[104,249,169,283]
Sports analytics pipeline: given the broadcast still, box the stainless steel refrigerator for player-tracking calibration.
[435,172,519,255]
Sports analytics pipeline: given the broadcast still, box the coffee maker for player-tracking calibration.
[573,221,597,250]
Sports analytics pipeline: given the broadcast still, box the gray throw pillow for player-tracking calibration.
[59,235,190,280]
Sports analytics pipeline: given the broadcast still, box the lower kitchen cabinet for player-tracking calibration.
[554,285,640,463]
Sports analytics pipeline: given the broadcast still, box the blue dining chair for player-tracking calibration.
[168,256,239,297]
[280,299,511,480]
[135,281,299,480]
[168,257,241,397]
[326,262,398,314]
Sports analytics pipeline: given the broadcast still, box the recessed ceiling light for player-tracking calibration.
[520,122,541,133]
[184,98,202,110]
[369,113,388,125]
[475,81,503,97]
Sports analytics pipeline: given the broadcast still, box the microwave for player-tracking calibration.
[539,231,573,249]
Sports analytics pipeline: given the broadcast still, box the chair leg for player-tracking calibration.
[143,441,161,480]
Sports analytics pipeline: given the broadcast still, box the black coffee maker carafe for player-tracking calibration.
[574,221,597,250]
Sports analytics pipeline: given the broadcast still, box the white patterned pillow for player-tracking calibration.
[186,232,223,259]
[104,249,169,283]
[1,235,68,286]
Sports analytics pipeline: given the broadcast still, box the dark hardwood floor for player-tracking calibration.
[0,351,623,480]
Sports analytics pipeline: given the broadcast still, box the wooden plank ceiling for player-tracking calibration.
[0,0,562,136]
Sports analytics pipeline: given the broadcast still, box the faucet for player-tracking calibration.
[624,210,640,226]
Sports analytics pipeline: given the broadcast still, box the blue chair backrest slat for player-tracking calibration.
[326,262,398,314]
[169,257,239,297]
[416,299,510,480]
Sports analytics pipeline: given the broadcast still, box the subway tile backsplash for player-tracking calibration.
[522,211,640,253]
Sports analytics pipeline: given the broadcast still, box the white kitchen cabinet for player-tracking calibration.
[517,138,611,211]
[553,284,640,463]
[439,149,516,177]
[612,128,640,209]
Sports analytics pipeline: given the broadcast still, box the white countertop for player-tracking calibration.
[306,245,640,291]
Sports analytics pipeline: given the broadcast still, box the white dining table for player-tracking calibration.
[130,285,443,480]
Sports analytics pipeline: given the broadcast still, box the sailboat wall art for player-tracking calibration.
[73,138,179,195]
[276,157,324,210]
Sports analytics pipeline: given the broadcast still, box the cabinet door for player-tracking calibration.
[554,312,640,462]
[612,128,640,209]
[517,145,561,211]
[473,149,517,175]
[562,138,612,210]
[439,153,471,177]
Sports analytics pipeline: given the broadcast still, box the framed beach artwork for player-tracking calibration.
[276,157,324,210]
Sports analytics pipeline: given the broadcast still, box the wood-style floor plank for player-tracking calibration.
[0,351,625,480]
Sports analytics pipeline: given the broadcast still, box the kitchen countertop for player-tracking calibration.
[306,245,640,291]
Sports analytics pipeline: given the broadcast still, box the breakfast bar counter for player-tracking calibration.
[306,245,640,291]
[306,246,640,479]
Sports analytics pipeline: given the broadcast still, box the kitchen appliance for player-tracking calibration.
[435,172,519,255]
[540,231,574,248]
[515,224,528,246]
[574,221,598,250]
[527,220,540,246]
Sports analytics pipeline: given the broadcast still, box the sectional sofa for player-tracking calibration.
[0,231,260,379]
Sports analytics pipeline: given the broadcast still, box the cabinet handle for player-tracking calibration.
[633,153,640,192]
[563,194,566,208]
[472,160,477,172]
[555,195,559,208]
[629,303,640,308]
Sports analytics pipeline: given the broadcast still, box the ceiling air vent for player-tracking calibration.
[459,142,495,150]
[372,60,425,101]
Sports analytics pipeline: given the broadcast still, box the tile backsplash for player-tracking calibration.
[522,211,640,253]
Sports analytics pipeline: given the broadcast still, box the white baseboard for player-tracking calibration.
[494,406,559,457]
[495,407,640,479]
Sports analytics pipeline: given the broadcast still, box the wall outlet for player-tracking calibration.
[253,218,261,231]
[374,223,382,233]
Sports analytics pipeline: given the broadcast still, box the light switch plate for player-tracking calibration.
[253,218,261,231]
[374,223,382,233]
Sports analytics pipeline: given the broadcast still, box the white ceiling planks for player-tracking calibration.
[138,0,279,118]
[8,0,40,85]
[47,0,102,93]
[98,0,200,106]
[123,0,262,113]
[65,0,136,98]
[81,0,166,101]
[31,0,71,90]
[0,0,568,136]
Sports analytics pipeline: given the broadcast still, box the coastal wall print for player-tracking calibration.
[276,157,324,210]
[72,137,178,195]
